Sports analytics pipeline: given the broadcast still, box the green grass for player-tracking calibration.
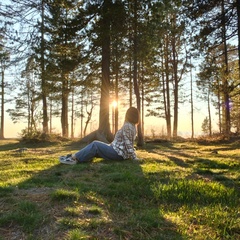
[0,139,239,239]
[0,200,44,234]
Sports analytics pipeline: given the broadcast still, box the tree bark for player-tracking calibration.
[0,68,4,139]
[207,87,212,136]
[190,57,194,139]
[114,53,119,134]
[98,0,113,142]
[221,0,231,136]
[71,87,74,138]
[61,75,69,137]
[216,78,222,133]
[41,0,48,134]
[172,19,179,138]
[129,60,133,107]
[237,0,240,79]
[83,105,93,137]
[164,35,171,139]
[133,0,144,146]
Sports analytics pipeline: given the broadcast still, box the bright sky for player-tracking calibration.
[4,97,213,139]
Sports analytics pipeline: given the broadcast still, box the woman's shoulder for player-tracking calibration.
[122,121,135,129]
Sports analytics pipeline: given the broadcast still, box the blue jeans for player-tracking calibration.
[74,140,124,162]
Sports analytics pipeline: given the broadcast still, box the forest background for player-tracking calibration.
[0,0,239,145]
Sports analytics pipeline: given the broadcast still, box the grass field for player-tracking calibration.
[0,138,239,240]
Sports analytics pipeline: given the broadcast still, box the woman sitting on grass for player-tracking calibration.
[59,107,140,164]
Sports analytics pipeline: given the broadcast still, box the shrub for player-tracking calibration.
[19,128,68,143]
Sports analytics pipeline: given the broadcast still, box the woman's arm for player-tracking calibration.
[122,123,137,159]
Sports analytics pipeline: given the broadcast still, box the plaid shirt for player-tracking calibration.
[111,122,137,159]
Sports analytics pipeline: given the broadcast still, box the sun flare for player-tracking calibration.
[112,100,118,108]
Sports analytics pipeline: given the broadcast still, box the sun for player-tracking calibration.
[112,100,118,108]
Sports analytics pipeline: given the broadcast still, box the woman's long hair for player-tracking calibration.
[125,107,139,124]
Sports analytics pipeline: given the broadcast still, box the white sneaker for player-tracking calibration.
[59,154,77,165]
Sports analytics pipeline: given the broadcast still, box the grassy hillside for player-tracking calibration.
[0,139,239,239]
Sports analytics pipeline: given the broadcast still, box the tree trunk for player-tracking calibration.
[133,0,144,146]
[164,35,171,139]
[98,0,113,142]
[172,26,178,138]
[190,57,194,139]
[41,0,48,134]
[221,0,231,136]
[0,68,4,139]
[61,75,69,137]
[207,88,212,136]
[80,93,83,138]
[83,105,93,137]
[237,0,240,79]
[71,88,74,138]
[80,0,114,144]
[129,59,133,107]
[114,59,119,134]
[50,98,52,134]
[162,70,167,136]
[217,78,222,133]
[141,71,144,137]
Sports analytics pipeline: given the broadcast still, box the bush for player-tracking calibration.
[19,128,68,143]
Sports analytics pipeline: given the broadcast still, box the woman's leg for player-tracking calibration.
[74,140,123,162]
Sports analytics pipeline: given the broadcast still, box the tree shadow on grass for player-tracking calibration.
[154,144,239,189]
[142,142,240,199]
[0,140,23,151]
[0,153,185,239]
[144,143,193,168]
[146,141,240,236]
[190,157,240,190]
[141,146,240,238]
